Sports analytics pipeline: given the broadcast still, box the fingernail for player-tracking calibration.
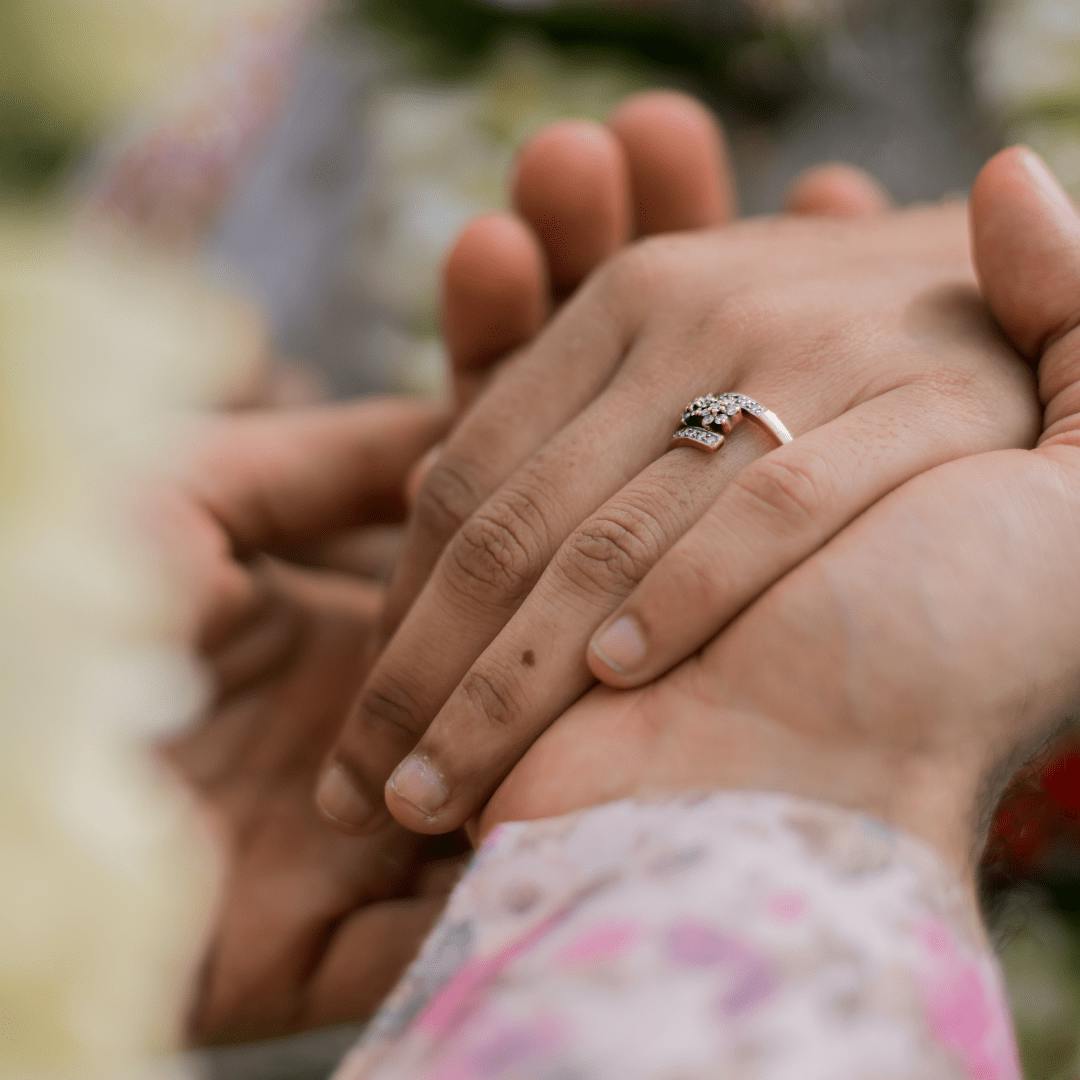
[1016,147,1075,215]
[388,754,449,818]
[590,614,648,673]
[316,762,374,830]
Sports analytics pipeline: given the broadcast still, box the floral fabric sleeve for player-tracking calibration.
[333,792,1021,1080]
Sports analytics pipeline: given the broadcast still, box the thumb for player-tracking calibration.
[188,397,449,555]
[971,147,1080,448]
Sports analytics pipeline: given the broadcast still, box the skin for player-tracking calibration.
[169,92,1072,1045]
[319,176,1040,841]
[169,92,757,1043]
[160,400,453,1042]
[478,148,1080,894]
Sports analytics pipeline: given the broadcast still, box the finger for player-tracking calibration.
[784,164,892,217]
[441,213,548,408]
[143,482,256,646]
[971,146,1080,450]
[512,120,633,295]
[444,98,728,406]
[202,569,304,697]
[262,362,327,407]
[190,822,425,1043]
[188,397,449,556]
[609,89,736,232]
[588,380,1030,689]
[383,426,773,833]
[378,254,644,633]
[297,525,404,583]
[380,346,1028,832]
[318,356,686,834]
[301,896,445,1031]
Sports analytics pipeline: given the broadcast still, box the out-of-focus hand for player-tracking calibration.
[167,90,749,1041]
[479,149,1080,885]
[160,399,460,1043]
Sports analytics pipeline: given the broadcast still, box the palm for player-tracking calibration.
[483,445,1080,851]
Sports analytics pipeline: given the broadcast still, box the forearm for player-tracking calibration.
[334,791,1020,1080]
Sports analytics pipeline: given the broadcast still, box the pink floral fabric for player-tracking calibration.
[334,792,1021,1080]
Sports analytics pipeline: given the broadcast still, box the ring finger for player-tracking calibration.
[378,368,1025,834]
[324,358,840,834]
[385,98,737,634]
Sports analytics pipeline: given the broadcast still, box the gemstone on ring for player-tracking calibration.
[673,425,725,450]
[672,392,793,453]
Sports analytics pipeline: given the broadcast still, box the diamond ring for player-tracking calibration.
[672,392,793,453]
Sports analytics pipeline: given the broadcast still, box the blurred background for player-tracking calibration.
[77,0,1080,401]
[3,1,1079,1078]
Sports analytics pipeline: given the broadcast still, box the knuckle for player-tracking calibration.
[684,284,764,348]
[733,451,828,526]
[598,239,671,305]
[459,667,519,732]
[414,457,485,546]
[559,504,665,598]
[915,363,1039,448]
[357,673,427,744]
[662,543,732,609]
[447,491,546,602]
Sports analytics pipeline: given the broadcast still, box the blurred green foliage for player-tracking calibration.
[0,99,85,197]
[0,0,836,196]
[350,0,814,116]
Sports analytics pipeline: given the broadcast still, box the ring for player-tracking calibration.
[672,392,793,453]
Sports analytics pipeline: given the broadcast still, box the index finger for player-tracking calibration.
[188,397,450,555]
[377,261,637,638]
[315,357,664,835]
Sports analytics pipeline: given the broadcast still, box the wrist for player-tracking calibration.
[480,694,983,890]
[627,703,983,884]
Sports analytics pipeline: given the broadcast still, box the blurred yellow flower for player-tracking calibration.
[1,2,283,1073]
[0,180,258,1080]
[0,0,287,138]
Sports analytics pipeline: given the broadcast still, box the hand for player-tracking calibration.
[168,92,753,1041]
[161,399,457,1042]
[318,128,1038,840]
[479,148,1080,886]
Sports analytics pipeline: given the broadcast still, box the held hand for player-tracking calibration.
[171,93,744,1040]
[160,400,457,1042]
[321,194,1038,840]
[480,149,1080,881]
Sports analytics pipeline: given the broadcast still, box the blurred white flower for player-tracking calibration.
[0,214,258,1080]
[2,3,278,1068]
[358,38,649,394]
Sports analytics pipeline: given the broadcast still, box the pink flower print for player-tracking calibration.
[556,921,640,966]
[431,1014,568,1080]
[418,956,504,1040]
[418,897,582,1038]
[919,920,1021,1080]
[666,921,778,1017]
[766,891,808,922]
